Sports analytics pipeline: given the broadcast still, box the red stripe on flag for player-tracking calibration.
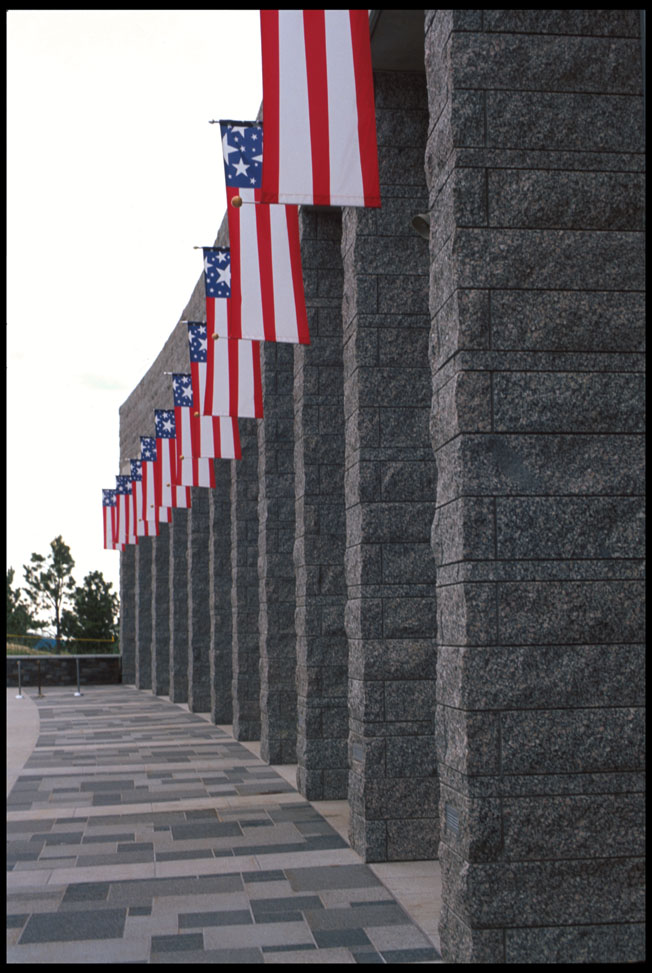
[228,339,239,418]
[255,201,277,341]
[303,10,330,206]
[260,9,280,204]
[349,10,381,208]
[252,341,264,418]
[286,205,310,344]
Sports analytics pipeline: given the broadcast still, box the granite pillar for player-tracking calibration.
[134,537,153,690]
[187,488,211,712]
[168,508,189,704]
[342,70,439,862]
[294,207,349,800]
[209,459,233,724]
[258,342,297,763]
[231,420,261,740]
[425,9,645,963]
[119,546,136,685]
[151,525,170,695]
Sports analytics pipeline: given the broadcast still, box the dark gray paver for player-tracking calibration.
[20,908,127,943]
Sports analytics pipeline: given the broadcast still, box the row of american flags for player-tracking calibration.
[103,10,380,551]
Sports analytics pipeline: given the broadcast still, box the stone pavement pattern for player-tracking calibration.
[7,686,441,963]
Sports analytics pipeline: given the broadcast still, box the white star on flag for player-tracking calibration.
[222,132,239,163]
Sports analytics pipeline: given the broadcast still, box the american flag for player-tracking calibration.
[154,410,191,513]
[173,372,241,470]
[130,459,158,537]
[260,10,380,208]
[115,475,137,546]
[205,335,263,418]
[141,437,170,525]
[186,322,263,419]
[102,489,122,550]
[220,120,309,345]
[171,374,215,488]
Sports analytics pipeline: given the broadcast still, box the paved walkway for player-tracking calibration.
[7,685,442,964]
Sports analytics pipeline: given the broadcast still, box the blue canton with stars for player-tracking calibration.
[130,460,142,481]
[203,248,231,299]
[141,437,157,462]
[155,410,176,439]
[220,121,263,188]
[188,323,208,363]
[172,374,194,408]
[115,475,131,495]
[102,489,116,507]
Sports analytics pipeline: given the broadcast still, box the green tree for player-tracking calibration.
[22,536,76,643]
[62,570,119,651]
[6,567,45,636]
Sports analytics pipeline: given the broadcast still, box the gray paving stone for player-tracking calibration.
[381,947,442,963]
[61,882,110,902]
[286,864,382,891]
[20,908,127,943]
[251,895,324,916]
[151,932,204,951]
[179,910,253,927]
[312,928,372,948]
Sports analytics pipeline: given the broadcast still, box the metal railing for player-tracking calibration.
[7,633,120,656]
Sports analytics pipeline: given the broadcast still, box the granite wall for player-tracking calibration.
[424,8,645,963]
[7,655,122,688]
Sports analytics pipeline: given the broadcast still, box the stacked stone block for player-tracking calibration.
[151,526,170,696]
[258,342,297,763]
[119,546,136,685]
[425,9,645,963]
[294,208,349,800]
[209,459,233,724]
[133,537,153,690]
[187,488,211,712]
[343,70,439,862]
[231,420,261,739]
[168,508,189,704]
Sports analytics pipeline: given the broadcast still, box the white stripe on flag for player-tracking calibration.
[239,188,265,341]
[277,11,313,204]
[198,415,215,456]
[238,342,256,417]
[325,10,364,206]
[219,417,237,458]
[269,205,298,342]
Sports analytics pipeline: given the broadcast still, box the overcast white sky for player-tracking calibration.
[7,10,263,606]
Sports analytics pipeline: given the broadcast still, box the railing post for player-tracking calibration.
[74,657,83,696]
[16,660,23,699]
[36,659,44,697]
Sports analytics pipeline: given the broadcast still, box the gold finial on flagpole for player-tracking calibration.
[212,333,220,340]
[231,195,243,208]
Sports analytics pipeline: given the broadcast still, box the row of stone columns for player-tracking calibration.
[119,70,438,865]
[118,13,644,959]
